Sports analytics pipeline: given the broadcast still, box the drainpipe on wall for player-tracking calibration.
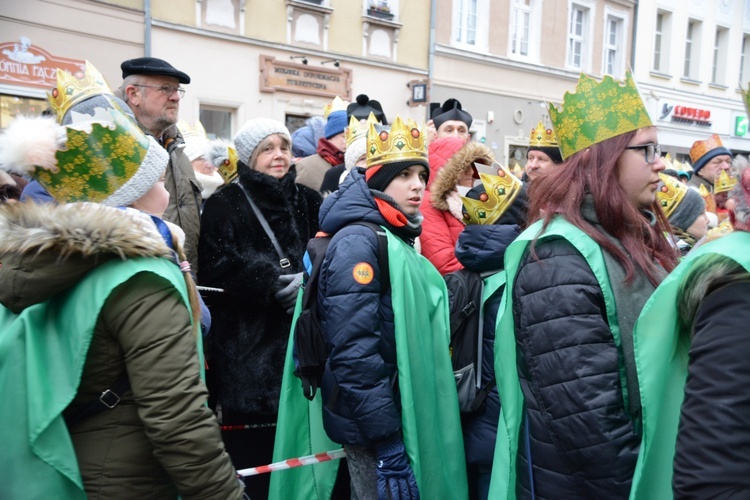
[427,0,436,120]
[144,0,152,56]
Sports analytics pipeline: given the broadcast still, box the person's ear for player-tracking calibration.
[125,85,140,106]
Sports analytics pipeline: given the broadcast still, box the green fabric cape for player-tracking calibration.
[270,228,468,499]
[0,258,191,500]
[629,230,750,499]
[488,217,621,499]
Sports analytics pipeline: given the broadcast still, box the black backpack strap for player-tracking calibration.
[469,377,496,412]
[64,373,130,426]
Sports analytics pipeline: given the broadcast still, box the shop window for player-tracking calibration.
[199,105,233,140]
[0,94,47,130]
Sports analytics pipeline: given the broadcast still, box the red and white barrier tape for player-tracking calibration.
[237,448,346,477]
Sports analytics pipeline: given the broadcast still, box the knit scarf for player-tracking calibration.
[316,138,345,167]
[370,189,423,240]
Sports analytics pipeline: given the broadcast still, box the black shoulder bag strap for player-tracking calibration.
[236,181,291,270]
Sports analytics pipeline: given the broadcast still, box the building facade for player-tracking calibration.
[0,0,431,138]
[430,0,636,166]
[631,0,750,162]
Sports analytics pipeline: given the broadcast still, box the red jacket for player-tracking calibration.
[420,137,495,275]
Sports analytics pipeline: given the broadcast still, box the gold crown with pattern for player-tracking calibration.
[689,134,725,165]
[528,120,558,148]
[47,61,113,123]
[510,160,524,178]
[548,71,652,160]
[217,145,239,185]
[698,184,717,213]
[345,112,378,147]
[656,172,688,218]
[323,96,349,119]
[714,169,738,194]
[461,167,523,225]
[366,115,427,168]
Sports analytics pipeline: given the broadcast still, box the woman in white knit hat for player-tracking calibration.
[198,117,322,499]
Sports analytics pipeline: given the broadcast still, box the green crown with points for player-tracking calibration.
[548,71,652,160]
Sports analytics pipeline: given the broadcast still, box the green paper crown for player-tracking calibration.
[548,71,653,160]
[36,109,149,203]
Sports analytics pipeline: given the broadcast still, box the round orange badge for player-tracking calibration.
[352,262,374,285]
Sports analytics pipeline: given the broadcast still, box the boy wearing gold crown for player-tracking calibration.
[629,140,750,499]
[0,110,243,499]
[489,72,679,499]
[271,116,468,499]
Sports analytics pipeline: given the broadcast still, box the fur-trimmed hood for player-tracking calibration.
[429,140,495,211]
[0,202,175,313]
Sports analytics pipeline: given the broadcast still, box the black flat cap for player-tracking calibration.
[121,57,191,84]
[347,94,387,125]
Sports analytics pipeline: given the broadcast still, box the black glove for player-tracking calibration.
[375,435,420,500]
[273,272,303,314]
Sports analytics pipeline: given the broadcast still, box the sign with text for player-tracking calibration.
[0,37,85,90]
[657,101,712,128]
[259,55,351,100]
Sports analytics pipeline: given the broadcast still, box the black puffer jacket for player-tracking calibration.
[198,164,321,416]
[512,237,640,499]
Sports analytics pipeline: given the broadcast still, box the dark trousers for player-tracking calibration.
[222,410,276,500]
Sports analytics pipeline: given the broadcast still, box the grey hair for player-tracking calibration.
[248,134,292,170]
[116,75,143,103]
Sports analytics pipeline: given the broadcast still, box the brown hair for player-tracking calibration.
[527,129,678,284]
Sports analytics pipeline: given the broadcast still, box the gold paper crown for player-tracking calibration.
[689,134,725,164]
[698,184,717,213]
[323,96,349,119]
[177,120,207,141]
[510,161,524,178]
[461,168,523,225]
[656,172,688,219]
[217,145,239,185]
[345,112,378,148]
[662,153,674,170]
[366,115,427,169]
[714,169,738,194]
[47,61,113,123]
[548,71,652,160]
[528,120,558,148]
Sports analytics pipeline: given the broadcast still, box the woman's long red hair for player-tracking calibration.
[527,129,678,285]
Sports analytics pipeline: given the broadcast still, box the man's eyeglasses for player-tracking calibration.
[625,143,661,164]
[133,84,185,98]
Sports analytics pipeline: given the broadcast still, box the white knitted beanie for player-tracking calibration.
[233,118,291,165]
[103,134,168,207]
[344,135,368,171]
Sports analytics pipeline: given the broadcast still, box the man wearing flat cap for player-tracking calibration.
[118,57,202,272]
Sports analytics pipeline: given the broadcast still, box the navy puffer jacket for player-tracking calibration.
[513,237,639,499]
[317,168,407,446]
[454,223,521,467]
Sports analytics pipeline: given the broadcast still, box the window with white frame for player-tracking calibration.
[602,12,626,78]
[200,105,234,140]
[567,3,591,71]
[711,26,728,85]
[653,10,672,73]
[510,0,531,57]
[741,34,750,85]
[452,0,488,50]
[684,19,701,80]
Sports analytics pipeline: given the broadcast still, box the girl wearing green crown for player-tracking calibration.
[489,72,679,499]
